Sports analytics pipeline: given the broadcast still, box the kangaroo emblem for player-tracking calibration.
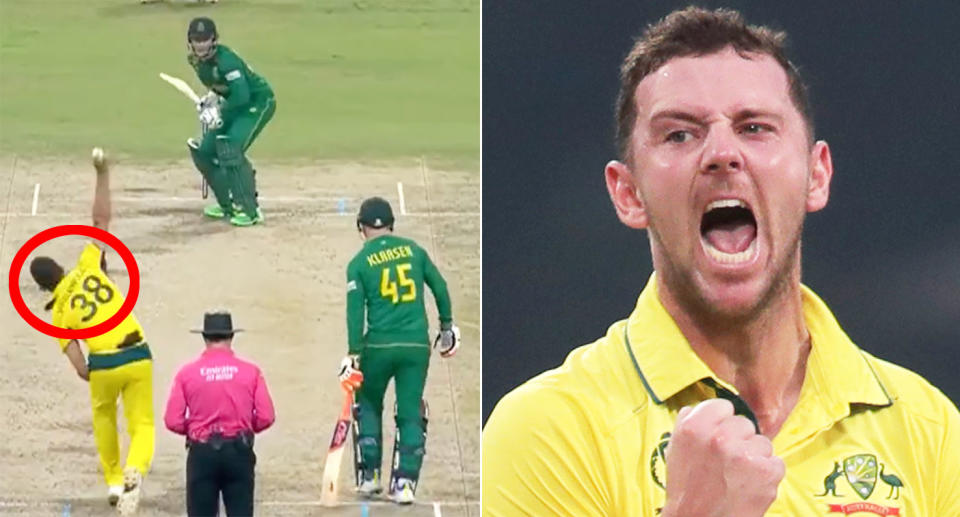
[815,461,844,497]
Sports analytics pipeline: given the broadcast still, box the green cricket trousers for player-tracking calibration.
[356,344,430,482]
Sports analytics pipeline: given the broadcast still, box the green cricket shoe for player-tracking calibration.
[203,204,231,219]
[204,203,247,219]
[229,208,264,227]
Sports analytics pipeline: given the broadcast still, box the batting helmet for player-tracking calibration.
[188,17,218,41]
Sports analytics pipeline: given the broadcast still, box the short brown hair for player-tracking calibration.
[615,6,813,159]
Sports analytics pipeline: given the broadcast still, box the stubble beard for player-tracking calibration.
[648,213,805,330]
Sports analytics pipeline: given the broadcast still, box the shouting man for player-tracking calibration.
[482,7,960,517]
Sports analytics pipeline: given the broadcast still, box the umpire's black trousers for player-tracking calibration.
[186,434,256,516]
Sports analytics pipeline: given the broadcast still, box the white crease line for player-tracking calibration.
[434,501,443,517]
[31,184,40,216]
[0,211,479,218]
[398,181,407,215]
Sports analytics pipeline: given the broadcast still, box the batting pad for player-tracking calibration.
[215,135,258,216]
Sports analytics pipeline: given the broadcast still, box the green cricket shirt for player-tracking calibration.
[346,234,452,354]
[189,44,274,122]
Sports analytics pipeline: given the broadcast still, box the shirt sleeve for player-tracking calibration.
[53,307,68,351]
[163,369,189,435]
[78,243,102,270]
[482,384,614,516]
[54,300,81,351]
[935,396,960,513]
[422,249,452,324]
[252,367,276,433]
[346,260,366,355]
[219,54,251,113]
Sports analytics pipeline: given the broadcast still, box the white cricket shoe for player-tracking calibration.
[356,470,382,497]
[390,478,416,505]
[107,485,123,506]
[117,467,142,516]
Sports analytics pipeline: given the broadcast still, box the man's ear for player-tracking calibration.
[806,141,833,212]
[605,160,649,229]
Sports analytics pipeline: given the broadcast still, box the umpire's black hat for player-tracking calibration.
[191,311,243,337]
[357,197,395,230]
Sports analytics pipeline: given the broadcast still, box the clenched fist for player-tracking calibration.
[662,399,785,517]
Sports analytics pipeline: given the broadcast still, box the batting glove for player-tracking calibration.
[200,90,220,108]
[196,91,220,112]
[434,322,460,358]
[338,355,363,392]
[199,105,223,130]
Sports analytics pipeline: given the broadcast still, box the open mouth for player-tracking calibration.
[699,199,758,264]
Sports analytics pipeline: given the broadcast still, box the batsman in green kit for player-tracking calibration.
[339,197,460,505]
[186,17,276,227]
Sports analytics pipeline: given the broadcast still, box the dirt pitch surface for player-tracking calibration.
[0,155,480,516]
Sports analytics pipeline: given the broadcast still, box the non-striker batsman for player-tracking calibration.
[186,17,276,227]
[339,197,460,504]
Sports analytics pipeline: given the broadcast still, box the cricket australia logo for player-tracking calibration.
[844,454,879,499]
[815,454,904,516]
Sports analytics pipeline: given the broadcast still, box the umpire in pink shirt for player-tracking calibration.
[164,311,275,516]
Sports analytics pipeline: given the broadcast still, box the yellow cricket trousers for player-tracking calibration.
[88,357,155,486]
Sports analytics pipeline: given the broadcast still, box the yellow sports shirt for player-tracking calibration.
[483,275,960,516]
[50,243,144,354]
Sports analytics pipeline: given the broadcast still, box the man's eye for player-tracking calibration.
[666,130,693,143]
[741,123,769,134]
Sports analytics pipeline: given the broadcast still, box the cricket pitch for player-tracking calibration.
[0,156,480,516]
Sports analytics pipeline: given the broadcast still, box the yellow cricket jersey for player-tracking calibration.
[483,275,960,516]
[50,243,145,354]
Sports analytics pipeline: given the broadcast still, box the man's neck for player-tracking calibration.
[364,228,392,240]
[658,276,811,438]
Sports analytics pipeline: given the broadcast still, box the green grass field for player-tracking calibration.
[0,0,479,168]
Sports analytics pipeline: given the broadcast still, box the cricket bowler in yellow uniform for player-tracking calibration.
[29,149,153,516]
[483,7,960,517]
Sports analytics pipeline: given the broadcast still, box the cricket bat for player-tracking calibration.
[159,72,201,104]
[160,72,210,198]
[320,390,354,506]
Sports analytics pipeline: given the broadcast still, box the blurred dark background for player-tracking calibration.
[482,0,960,423]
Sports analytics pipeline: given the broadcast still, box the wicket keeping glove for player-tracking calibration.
[434,322,460,358]
[338,355,363,392]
